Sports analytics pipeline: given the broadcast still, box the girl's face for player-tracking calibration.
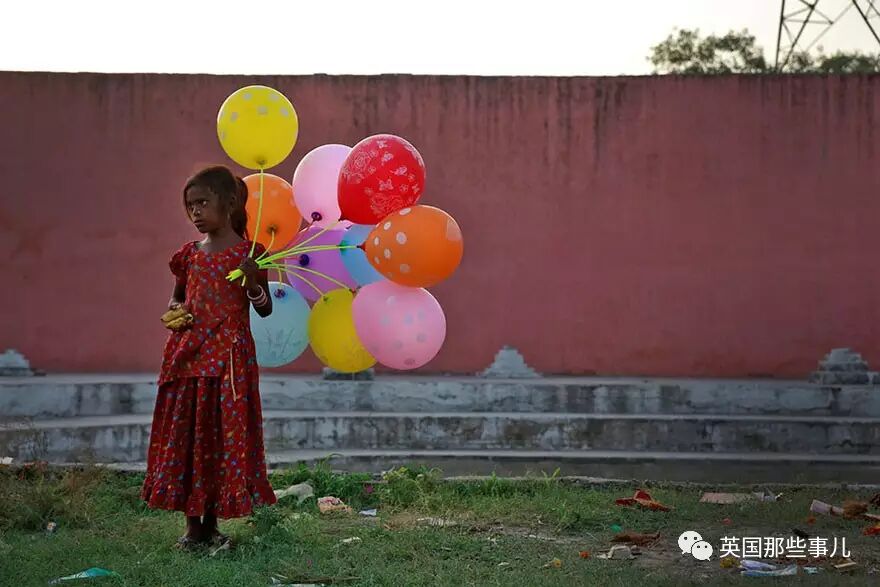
[185,185,232,234]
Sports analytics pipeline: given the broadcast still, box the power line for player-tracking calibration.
[776,0,880,70]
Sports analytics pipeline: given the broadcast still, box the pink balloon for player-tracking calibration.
[352,281,446,370]
[283,227,356,302]
[292,144,351,228]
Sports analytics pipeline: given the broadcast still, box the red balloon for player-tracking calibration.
[337,134,426,224]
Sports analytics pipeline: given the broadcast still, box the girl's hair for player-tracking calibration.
[183,165,249,239]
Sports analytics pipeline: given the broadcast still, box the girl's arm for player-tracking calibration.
[168,244,190,310]
[247,272,273,318]
[168,279,186,310]
[240,258,273,318]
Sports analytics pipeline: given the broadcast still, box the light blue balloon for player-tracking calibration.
[250,282,311,368]
[343,223,374,246]
[341,224,384,286]
[341,247,384,286]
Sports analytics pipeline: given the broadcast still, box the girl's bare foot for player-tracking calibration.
[202,513,230,546]
[174,516,204,550]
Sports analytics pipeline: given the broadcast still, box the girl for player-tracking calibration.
[142,165,277,550]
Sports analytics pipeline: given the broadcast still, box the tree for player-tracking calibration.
[810,52,880,73]
[649,28,880,74]
[649,29,768,74]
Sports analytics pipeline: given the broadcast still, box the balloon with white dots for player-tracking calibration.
[216,85,299,170]
[352,281,446,370]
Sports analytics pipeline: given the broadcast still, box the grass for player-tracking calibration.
[1,462,879,586]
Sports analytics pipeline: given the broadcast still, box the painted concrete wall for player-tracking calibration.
[1,72,878,376]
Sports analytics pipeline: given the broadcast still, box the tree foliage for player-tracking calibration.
[650,28,880,74]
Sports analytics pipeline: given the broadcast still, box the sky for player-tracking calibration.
[2,0,880,75]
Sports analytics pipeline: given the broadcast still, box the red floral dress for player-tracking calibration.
[141,240,277,518]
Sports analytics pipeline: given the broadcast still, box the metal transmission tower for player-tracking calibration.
[776,0,880,70]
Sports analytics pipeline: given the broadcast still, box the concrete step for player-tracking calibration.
[68,450,880,485]
[3,411,879,463]
[2,374,879,418]
[266,450,880,484]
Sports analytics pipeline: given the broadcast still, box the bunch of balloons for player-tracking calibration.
[215,85,463,372]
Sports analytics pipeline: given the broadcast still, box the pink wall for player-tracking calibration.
[1,72,878,377]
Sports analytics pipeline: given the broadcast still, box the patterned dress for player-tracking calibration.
[141,240,277,518]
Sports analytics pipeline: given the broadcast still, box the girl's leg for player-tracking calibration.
[202,512,217,537]
[202,509,230,545]
[174,515,204,550]
[185,515,203,540]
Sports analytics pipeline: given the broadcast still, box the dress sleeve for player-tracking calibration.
[169,242,194,280]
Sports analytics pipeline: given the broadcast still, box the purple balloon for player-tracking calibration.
[283,227,356,302]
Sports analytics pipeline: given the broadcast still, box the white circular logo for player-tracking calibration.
[678,530,704,555]
[691,540,714,561]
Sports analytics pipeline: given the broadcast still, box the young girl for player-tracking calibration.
[141,165,277,549]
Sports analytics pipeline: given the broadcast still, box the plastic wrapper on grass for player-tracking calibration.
[317,496,352,514]
[49,568,118,584]
[270,462,373,506]
[274,482,315,505]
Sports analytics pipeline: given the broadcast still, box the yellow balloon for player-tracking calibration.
[217,85,299,170]
[308,289,376,373]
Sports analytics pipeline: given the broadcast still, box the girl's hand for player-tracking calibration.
[238,257,261,284]
[161,304,193,331]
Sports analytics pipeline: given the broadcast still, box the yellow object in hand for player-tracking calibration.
[161,307,194,332]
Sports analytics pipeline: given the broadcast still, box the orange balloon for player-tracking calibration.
[365,205,463,288]
[244,173,301,251]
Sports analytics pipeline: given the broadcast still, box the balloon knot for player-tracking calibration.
[274,288,286,299]
[311,212,323,222]
[299,254,310,267]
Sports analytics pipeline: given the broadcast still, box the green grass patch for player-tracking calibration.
[1,463,878,586]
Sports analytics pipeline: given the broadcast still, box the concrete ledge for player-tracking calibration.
[269,450,880,484]
[2,374,879,418]
[4,374,878,483]
[49,449,880,485]
[3,411,879,463]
